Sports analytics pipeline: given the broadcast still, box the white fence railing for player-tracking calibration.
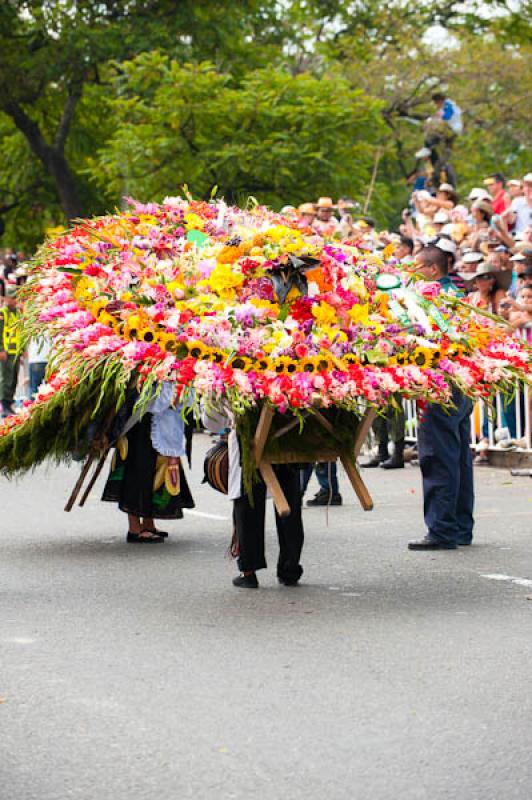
[403,388,532,453]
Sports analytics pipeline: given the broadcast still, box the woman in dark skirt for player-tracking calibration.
[102,384,194,543]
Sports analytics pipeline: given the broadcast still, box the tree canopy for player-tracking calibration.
[0,0,530,249]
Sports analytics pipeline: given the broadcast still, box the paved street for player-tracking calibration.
[1,433,532,800]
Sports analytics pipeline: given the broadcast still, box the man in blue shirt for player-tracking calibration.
[408,245,475,550]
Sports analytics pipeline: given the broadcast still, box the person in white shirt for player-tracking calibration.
[507,174,532,235]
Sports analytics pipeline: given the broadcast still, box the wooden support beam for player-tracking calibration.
[64,453,95,512]
[78,447,110,507]
[253,404,274,466]
[339,453,374,511]
[259,462,291,517]
[353,408,377,457]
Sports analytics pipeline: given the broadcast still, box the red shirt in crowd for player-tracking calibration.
[492,189,511,215]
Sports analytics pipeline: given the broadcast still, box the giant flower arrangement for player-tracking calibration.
[0,196,530,475]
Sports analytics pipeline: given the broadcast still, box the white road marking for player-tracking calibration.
[3,637,35,644]
[481,573,532,588]
[183,509,229,521]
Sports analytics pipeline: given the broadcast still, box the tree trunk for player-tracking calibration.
[3,96,85,221]
[43,150,84,220]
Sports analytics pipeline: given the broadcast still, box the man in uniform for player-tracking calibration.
[407,245,475,550]
[0,285,20,417]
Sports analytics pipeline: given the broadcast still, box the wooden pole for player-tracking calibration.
[363,147,383,215]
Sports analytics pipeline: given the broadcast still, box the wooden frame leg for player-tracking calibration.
[64,454,95,512]
[258,463,291,518]
[339,454,373,511]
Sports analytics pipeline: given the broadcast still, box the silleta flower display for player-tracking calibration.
[0,196,530,473]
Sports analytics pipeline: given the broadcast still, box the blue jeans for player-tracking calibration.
[418,391,474,545]
[29,362,47,398]
[300,462,339,496]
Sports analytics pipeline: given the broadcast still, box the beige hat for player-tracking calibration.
[316,196,337,209]
[523,173,532,183]
[468,188,490,201]
[483,177,496,187]
[472,262,512,291]
[298,202,315,215]
[438,183,455,193]
[462,251,484,264]
[508,179,522,187]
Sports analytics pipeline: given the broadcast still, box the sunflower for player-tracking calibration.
[410,346,434,368]
[394,351,409,366]
[88,299,108,319]
[447,343,465,359]
[186,341,210,360]
[159,334,178,354]
[230,355,253,371]
[138,327,156,344]
[297,355,327,373]
[271,356,297,374]
[342,352,360,367]
[255,356,273,372]
[124,314,143,340]
[98,311,116,328]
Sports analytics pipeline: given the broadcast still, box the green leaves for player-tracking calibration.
[88,58,384,211]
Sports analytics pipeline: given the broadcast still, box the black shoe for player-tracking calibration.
[361,455,385,468]
[381,440,405,470]
[380,454,404,469]
[232,573,259,588]
[278,576,300,586]
[127,531,164,543]
[408,536,457,550]
[361,445,388,468]
[306,491,342,507]
[457,539,472,546]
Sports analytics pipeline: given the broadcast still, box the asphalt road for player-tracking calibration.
[1,433,532,800]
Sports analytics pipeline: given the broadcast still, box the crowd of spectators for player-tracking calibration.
[283,177,532,469]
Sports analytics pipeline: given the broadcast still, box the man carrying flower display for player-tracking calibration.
[408,245,475,551]
[203,406,304,589]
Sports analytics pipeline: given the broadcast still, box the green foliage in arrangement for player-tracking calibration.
[0,366,124,477]
[0,0,530,248]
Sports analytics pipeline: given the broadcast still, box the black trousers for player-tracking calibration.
[233,465,304,581]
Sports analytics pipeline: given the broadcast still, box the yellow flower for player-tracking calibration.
[229,355,253,371]
[410,346,434,368]
[348,303,369,325]
[159,334,178,354]
[285,285,301,302]
[167,279,185,294]
[138,327,156,344]
[98,311,116,328]
[184,212,204,231]
[342,352,360,366]
[209,263,245,297]
[186,341,210,359]
[271,356,297,375]
[312,301,337,327]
